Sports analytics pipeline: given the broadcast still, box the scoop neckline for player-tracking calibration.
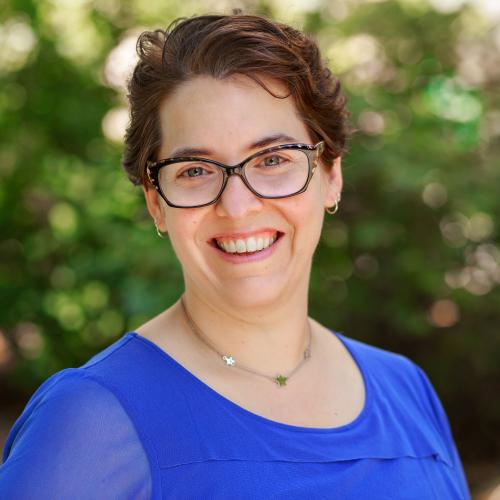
[125,329,373,434]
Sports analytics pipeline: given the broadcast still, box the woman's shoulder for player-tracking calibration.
[332,331,448,419]
[336,332,467,467]
[2,365,135,460]
[1,332,152,465]
[0,364,151,499]
[336,333,460,441]
[333,330,421,379]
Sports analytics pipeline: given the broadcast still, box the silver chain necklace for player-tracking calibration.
[179,295,312,387]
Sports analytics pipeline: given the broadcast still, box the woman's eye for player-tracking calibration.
[181,167,206,177]
[262,155,283,167]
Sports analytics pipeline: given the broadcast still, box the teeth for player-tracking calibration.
[216,233,278,254]
[246,237,257,252]
[236,240,246,253]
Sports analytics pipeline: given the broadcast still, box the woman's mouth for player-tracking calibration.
[209,230,283,260]
[214,231,279,254]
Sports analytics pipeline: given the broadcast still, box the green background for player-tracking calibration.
[1,0,499,496]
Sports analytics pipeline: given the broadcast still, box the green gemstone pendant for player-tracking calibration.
[275,374,288,387]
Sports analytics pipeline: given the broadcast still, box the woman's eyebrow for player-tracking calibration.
[249,133,298,150]
[168,133,299,158]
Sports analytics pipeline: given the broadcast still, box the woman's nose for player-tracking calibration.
[214,173,263,219]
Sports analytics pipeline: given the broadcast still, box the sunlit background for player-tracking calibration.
[1,0,499,497]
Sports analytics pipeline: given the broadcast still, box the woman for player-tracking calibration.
[0,12,470,499]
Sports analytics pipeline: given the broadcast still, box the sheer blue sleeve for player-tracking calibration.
[0,369,151,500]
[411,361,471,498]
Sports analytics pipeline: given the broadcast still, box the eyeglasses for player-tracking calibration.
[146,141,325,209]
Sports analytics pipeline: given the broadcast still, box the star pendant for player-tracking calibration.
[275,374,288,387]
[222,355,235,366]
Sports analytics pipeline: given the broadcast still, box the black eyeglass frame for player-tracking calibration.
[146,141,326,209]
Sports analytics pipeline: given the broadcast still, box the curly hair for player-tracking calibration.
[122,11,353,187]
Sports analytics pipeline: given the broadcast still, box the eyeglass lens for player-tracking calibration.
[158,149,311,207]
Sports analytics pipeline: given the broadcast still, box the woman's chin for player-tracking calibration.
[214,277,290,310]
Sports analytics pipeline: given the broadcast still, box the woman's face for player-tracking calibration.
[143,74,342,309]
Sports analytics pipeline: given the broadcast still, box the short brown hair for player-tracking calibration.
[122,11,352,187]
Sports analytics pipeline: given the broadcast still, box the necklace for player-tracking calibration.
[179,295,312,387]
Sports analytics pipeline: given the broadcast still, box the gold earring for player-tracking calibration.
[326,194,341,215]
[154,221,167,239]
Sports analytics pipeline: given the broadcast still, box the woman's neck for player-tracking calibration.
[179,282,312,375]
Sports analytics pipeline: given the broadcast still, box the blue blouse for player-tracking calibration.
[0,330,470,499]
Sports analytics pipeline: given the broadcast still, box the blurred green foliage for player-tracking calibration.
[1,0,499,470]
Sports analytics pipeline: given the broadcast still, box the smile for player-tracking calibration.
[208,230,284,262]
[214,231,279,254]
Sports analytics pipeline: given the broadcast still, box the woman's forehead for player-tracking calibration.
[157,74,309,158]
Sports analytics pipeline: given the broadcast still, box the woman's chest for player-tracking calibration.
[139,322,366,429]
[206,349,366,429]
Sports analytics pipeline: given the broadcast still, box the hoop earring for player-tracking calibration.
[326,193,341,215]
[155,221,167,239]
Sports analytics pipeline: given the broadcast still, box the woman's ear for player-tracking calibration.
[142,185,168,233]
[322,156,343,208]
